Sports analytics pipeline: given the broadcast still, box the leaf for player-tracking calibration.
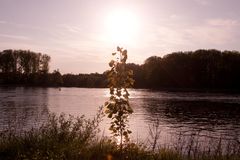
[127,130,132,134]
[123,131,128,136]
[117,46,121,51]
[108,113,112,118]
[109,60,114,67]
[122,50,127,56]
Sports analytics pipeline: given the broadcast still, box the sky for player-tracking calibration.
[0,0,240,74]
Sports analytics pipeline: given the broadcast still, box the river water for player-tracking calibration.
[1,87,240,148]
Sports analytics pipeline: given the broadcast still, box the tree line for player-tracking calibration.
[1,49,240,90]
[136,49,240,90]
[0,49,53,86]
[0,49,50,74]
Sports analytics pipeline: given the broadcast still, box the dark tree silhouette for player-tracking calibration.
[1,49,240,91]
[140,49,240,90]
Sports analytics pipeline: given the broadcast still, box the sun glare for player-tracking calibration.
[104,9,140,45]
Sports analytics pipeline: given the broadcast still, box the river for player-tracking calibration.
[1,87,240,148]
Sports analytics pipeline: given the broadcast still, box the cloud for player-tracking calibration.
[207,18,239,27]
[186,18,240,45]
[0,21,6,24]
[0,34,30,40]
[137,17,240,57]
[184,26,231,46]
[58,24,83,33]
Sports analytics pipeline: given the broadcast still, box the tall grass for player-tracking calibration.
[0,108,240,160]
[0,107,104,159]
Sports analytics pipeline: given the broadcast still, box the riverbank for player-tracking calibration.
[1,113,239,160]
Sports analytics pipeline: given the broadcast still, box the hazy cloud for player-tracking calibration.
[58,24,83,33]
[0,34,30,40]
[207,18,239,27]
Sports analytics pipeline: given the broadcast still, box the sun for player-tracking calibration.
[104,9,140,45]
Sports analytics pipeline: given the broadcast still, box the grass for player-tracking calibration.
[0,108,240,160]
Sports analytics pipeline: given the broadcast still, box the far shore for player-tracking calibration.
[1,84,240,94]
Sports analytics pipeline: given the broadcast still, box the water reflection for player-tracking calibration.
[144,99,240,135]
[0,87,240,146]
[0,87,49,131]
[135,91,240,146]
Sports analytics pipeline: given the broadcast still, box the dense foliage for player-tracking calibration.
[1,49,240,90]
